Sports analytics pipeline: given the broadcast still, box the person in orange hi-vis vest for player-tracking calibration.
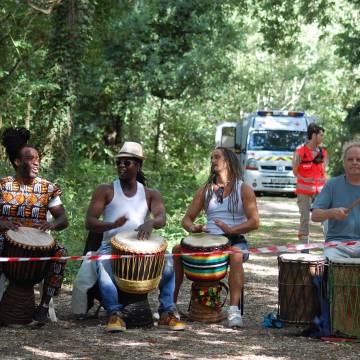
[292,123,328,250]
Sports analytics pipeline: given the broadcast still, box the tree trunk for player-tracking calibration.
[153,98,164,168]
[25,101,31,129]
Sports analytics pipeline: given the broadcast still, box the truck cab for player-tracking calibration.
[215,110,314,195]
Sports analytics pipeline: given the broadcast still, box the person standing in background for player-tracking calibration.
[293,123,328,248]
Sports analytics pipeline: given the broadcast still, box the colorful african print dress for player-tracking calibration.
[0,176,68,297]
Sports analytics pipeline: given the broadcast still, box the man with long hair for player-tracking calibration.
[0,127,69,325]
[85,141,185,332]
[173,147,259,327]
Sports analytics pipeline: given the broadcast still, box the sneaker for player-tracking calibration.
[227,307,243,328]
[106,312,126,333]
[31,305,49,326]
[158,312,186,331]
[172,304,181,320]
[152,311,160,322]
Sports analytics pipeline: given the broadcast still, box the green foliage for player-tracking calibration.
[1,0,360,281]
[20,152,208,282]
[40,156,114,281]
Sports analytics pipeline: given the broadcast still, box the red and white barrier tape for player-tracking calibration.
[0,240,359,263]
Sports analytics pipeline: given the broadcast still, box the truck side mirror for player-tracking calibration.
[234,142,241,153]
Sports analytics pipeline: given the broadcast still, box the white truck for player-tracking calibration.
[215,110,315,195]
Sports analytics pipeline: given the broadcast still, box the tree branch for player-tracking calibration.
[27,0,63,15]
[281,76,307,110]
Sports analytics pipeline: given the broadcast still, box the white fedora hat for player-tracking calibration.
[115,141,145,160]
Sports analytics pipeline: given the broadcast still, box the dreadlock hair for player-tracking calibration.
[204,147,243,216]
[1,127,35,170]
[135,159,147,186]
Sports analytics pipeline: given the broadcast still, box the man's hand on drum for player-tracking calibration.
[112,215,128,229]
[136,219,154,240]
[0,220,19,231]
[213,219,231,234]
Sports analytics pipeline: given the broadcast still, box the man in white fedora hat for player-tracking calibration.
[85,141,185,332]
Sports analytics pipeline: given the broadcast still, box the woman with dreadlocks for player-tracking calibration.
[173,147,259,328]
[0,127,69,326]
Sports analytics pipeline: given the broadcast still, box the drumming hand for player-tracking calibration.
[0,220,19,231]
[331,207,350,221]
[112,216,128,229]
[38,221,55,231]
[214,219,231,234]
[189,224,206,233]
[136,220,154,240]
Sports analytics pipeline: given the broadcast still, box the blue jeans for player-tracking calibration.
[97,248,175,315]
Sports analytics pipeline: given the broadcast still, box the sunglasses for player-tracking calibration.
[216,186,224,204]
[115,159,137,167]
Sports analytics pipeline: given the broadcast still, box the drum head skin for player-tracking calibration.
[6,227,54,248]
[111,230,166,254]
[181,233,229,250]
[330,257,360,265]
[279,253,326,262]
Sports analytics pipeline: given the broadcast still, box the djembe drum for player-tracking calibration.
[181,233,230,323]
[111,230,167,328]
[278,253,326,325]
[0,227,55,325]
[328,258,360,338]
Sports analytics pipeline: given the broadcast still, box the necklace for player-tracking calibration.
[216,180,230,187]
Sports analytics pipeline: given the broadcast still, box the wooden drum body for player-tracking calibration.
[181,234,230,323]
[329,258,360,337]
[111,231,167,295]
[278,253,326,325]
[2,227,55,286]
[0,227,55,325]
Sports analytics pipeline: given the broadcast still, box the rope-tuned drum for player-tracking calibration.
[277,253,326,325]
[0,227,55,325]
[329,257,360,338]
[181,233,230,323]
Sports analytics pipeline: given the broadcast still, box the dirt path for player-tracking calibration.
[1,197,359,360]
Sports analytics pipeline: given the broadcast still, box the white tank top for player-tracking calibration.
[101,180,149,246]
[205,180,248,235]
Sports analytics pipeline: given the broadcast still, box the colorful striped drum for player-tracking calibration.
[181,234,230,282]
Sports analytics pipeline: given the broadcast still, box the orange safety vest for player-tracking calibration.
[295,144,327,195]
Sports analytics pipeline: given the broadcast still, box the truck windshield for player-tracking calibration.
[248,130,307,151]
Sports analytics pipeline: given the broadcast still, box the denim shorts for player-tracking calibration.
[232,241,250,262]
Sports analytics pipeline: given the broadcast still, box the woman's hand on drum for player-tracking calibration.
[136,219,154,240]
[0,220,19,231]
[37,221,56,231]
[189,224,206,233]
[213,219,231,234]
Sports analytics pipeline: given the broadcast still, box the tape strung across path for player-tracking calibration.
[0,240,359,263]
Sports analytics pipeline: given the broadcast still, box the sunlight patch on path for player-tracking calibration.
[23,346,71,359]
[245,262,278,277]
